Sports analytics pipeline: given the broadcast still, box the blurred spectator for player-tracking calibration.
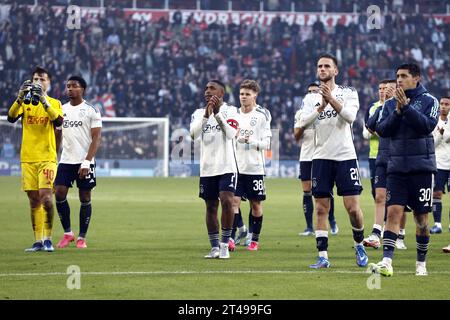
[0,2,449,161]
[1,137,15,158]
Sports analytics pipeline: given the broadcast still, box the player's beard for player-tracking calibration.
[318,74,333,83]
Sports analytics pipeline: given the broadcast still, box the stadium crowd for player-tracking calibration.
[0,1,449,160]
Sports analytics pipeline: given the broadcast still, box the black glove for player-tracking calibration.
[32,83,49,107]
[17,80,32,101]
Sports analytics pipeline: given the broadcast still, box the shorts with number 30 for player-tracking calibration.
[386,172,434,214]
[21,161,57,191]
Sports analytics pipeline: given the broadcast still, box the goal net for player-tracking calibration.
[0,116,169,177]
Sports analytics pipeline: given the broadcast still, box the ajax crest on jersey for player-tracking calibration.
[411,100,422,110]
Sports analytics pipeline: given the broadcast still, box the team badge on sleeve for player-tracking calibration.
[227,119,239,129]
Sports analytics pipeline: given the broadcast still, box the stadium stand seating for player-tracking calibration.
[0,1,449,159]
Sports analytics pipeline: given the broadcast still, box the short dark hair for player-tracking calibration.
[307,82,320,88]
[441,96,450,100]
[240,79,260,93]
[317,53,338,67]
[396,63,421,77]
[209,79,226,90]
[32,66,52,80]
[67,75,87,90]
[379,79,396,84]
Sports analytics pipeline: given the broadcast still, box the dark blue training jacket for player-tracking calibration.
[375,83,439,174]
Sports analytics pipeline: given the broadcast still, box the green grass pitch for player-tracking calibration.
[0,176,449,300]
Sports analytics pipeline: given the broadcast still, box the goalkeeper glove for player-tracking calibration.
[32,83,50,107]
[17,80,32,102]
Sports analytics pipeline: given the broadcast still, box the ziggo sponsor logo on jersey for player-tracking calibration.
[318,109,338,120]
[202,119,239,133]
[239,129,254,136]
[203,124,221,133]
[26,116,49,125]
[63,120,83,128]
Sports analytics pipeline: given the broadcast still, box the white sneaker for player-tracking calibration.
[395,239,407,250]
[298,228,315,236]
[219,242,230,259]
[369,261,393,277]
[234,226,248,245]
[363,234,381,249]
[244,233,253,246]
[330,224,339,235]
[204,247,219,259]
[415,262,428,276]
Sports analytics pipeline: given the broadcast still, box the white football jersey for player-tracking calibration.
[294,106,314,162]
[256,104,272,124]
[58,100,102,164]
[190,102,239,177]
[433,118,450,170]
[300,86,359,161]
[235,107,272,175]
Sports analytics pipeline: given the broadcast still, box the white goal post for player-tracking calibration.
[0,116,169,177]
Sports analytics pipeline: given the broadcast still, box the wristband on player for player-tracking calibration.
[80,160,91,170]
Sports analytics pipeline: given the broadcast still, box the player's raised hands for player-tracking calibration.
[394,87,410,108]
[319,83,332,103]
[209,95,221,114]
[204,102,213,118]
[33,82,50,107]
[17,80,32,101]
[32,82,44,97]
[385,86,395,100]
[318,95,327,112]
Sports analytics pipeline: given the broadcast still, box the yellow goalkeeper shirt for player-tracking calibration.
[368,101,381,159]
[10,96,63,163]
